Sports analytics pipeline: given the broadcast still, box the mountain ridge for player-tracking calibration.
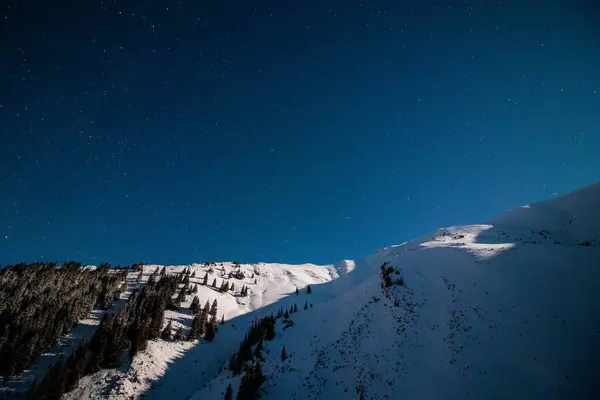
[2,182,598,399]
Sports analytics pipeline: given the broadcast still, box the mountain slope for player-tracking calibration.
[67,182,600,400]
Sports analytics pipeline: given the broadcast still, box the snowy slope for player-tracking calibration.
[66,182,600,400]
[63,261,338,399]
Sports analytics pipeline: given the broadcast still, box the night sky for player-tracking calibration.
[1,1,599,266]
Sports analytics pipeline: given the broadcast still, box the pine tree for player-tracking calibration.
[188,314,203,341]
[205,318,216,342]
[254,361,266,392]
[295,287,299,295]
[191,271,196,278]
[306,285,312,294]
[192,284,198,293]
[210,299,218,317]
[224,383,234,400]
[281,345,287,361]
[265,317,275,340]
[293,304,298,313]
[254,335,264,360]
[212,278,217,288]
[161,320,172,340]
[284,310,289,319]
[190,295,200,313]
[237,361,266,400]
[202,273,208,285]
[129,323,143,360]
[173,326,184,341]
[304,301,308,310]
[176,286,187,305]
[230,282,235,292]
[160,266,166,276]
[203,300,210,314]
[220,280,229,292]
[221,314,225,325]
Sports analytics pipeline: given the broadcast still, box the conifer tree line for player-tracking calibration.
[274,300,316,320]
[225,316,273,399]
[228,316,275,375]
[187,297,219,342]
[0,261,127,378]
[89,274,179,366]
[27,274,179,399]
[235,361,266,400]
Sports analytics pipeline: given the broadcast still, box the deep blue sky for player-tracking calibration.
[1,1,599,266]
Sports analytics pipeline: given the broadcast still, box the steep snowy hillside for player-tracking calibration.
[64,182,600,400]
[62,261,338,399]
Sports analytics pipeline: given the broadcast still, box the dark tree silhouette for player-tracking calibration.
[205,318,216,342]
[173,326,184,341]
[236,361,266,400]
[188,312,204,341]
[0,262,127,378]
[161,320,173,340]
[209,299,218,318]
[190,295,200,313]
[224,383,234,400]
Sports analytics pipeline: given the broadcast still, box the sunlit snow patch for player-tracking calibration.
[420,224,515,259]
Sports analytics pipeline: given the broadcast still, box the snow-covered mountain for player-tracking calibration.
[20,182,600,399]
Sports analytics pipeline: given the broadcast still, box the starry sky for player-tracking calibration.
[1,1,599,266]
